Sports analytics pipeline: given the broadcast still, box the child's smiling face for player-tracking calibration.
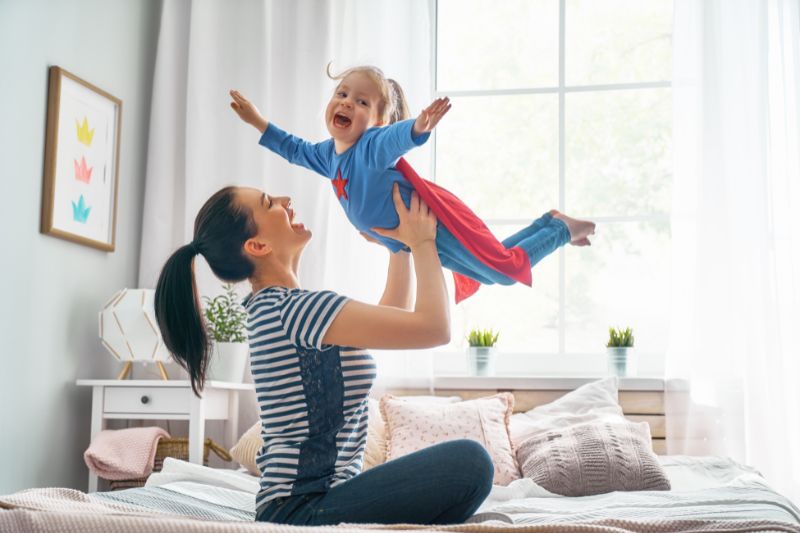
[325,72,384,149]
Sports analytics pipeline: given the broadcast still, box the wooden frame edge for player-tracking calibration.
[39,65,122,252]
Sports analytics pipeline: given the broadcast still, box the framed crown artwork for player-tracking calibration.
[41,66,122,251]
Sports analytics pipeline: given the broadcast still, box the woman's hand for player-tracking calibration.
[322,182,449,349]
[372,184,437,250]
[412,97,451,137]
[229,90,268,133]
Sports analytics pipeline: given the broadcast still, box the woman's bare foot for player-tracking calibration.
[549,209,595,246]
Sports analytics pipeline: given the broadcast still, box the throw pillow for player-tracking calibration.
[380,393,519,485]
[229,420,262,476]
[516,419,671,496]
[364,395,462,471]
[509,377,625,447]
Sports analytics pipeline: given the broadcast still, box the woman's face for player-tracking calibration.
[237,187,310,259]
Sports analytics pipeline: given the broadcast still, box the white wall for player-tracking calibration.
[0,0,161,493]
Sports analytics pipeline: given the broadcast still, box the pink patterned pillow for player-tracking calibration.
[380,393,520,485]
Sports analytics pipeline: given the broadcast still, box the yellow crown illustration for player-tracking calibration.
[76,117,95,146]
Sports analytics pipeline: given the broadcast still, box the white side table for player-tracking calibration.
[76,379,254,493]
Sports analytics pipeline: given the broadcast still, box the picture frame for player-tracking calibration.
[41,66,122,251]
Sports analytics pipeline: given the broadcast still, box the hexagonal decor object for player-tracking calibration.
[99,288,172,363]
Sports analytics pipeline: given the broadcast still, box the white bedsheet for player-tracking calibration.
[143,454,768,515]
[658,454,763,491]
[92,454,798,527]
[473,454,768,514]
[146,457,260,493]
[148,454,761,494]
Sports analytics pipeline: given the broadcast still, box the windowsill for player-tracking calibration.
[371,350,666,390]
[432,375,665,391]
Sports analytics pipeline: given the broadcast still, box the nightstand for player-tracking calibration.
[76,379,254,493]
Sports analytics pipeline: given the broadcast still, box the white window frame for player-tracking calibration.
[428,0,672,376]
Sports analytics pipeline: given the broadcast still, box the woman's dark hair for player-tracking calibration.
[154,186,257,396]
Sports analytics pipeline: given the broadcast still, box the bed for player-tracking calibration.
[2,455,799,532]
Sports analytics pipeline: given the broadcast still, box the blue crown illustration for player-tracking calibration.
[72,194,92,223]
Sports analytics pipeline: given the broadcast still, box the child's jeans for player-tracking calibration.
[436,211,570,285]
[255,439,493,526]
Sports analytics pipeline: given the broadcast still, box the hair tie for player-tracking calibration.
[189,241,202,255]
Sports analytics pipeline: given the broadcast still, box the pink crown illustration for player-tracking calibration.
[73,156,93,184]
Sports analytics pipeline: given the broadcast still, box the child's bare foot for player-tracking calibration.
[549,209,595,246]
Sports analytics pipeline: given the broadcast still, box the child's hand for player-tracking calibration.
[229,90,268,133]
[412,97,451,137]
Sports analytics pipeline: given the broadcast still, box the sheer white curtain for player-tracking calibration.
[138,0,434,422]
[666,0,800,504]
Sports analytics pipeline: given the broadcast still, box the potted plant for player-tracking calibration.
[202,283,249,383]
[606,326,635,377]
[466,328,500,376]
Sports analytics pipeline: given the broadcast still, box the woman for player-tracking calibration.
[154,183,493,525]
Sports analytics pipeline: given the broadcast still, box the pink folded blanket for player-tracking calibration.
[84,427,170,480]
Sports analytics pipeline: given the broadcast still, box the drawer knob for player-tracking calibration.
[140,395,150,405]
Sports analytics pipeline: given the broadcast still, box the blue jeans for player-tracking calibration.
[437,212,570,285]
[255,439,494,525]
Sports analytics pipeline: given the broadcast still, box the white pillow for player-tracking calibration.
[229,420,262,476]
[509,377,623,448]
[364,395,461,471]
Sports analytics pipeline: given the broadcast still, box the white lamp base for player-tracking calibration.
[116,361,169,380]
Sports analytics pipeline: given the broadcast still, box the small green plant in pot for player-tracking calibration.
[606,326,635,377]
[466,328,500,376]
[202,283,249,383]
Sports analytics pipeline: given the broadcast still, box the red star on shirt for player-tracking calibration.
[332,169,349,201]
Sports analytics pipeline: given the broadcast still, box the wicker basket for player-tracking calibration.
[108,437,232,491]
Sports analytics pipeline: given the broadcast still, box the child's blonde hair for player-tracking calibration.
[326,63,410,125]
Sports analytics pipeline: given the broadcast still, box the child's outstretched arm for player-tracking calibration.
[230,90,268,133]
[363,97,452,170]
[229,89,332,178]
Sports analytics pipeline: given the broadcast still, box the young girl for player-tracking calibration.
[230,65,595,302]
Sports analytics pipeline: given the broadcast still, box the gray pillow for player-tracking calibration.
[516,420,671,496]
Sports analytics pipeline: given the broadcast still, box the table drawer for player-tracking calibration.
[104,387,190,414]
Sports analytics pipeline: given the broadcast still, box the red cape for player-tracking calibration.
[394,158,531,303]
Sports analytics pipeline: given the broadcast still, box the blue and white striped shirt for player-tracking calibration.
[243,287,376,508]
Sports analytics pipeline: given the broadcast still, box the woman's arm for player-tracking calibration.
[359,231,414,309]
[379,249,414,309]
[322,185,449,349]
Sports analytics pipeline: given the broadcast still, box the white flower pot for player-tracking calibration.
[467,346,498,377]
[607,347,636,377]
[207,342,249,383]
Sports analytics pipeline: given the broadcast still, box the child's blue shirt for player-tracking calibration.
[259,119,430,253]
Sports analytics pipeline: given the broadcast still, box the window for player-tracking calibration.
[433,0,673,373]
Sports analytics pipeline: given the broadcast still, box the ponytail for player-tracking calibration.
[154,186,257,397]
[387,79,410,124]
[155,245,208,396]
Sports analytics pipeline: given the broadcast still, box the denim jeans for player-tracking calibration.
[255,439,494,526]
[436,211,571,285]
